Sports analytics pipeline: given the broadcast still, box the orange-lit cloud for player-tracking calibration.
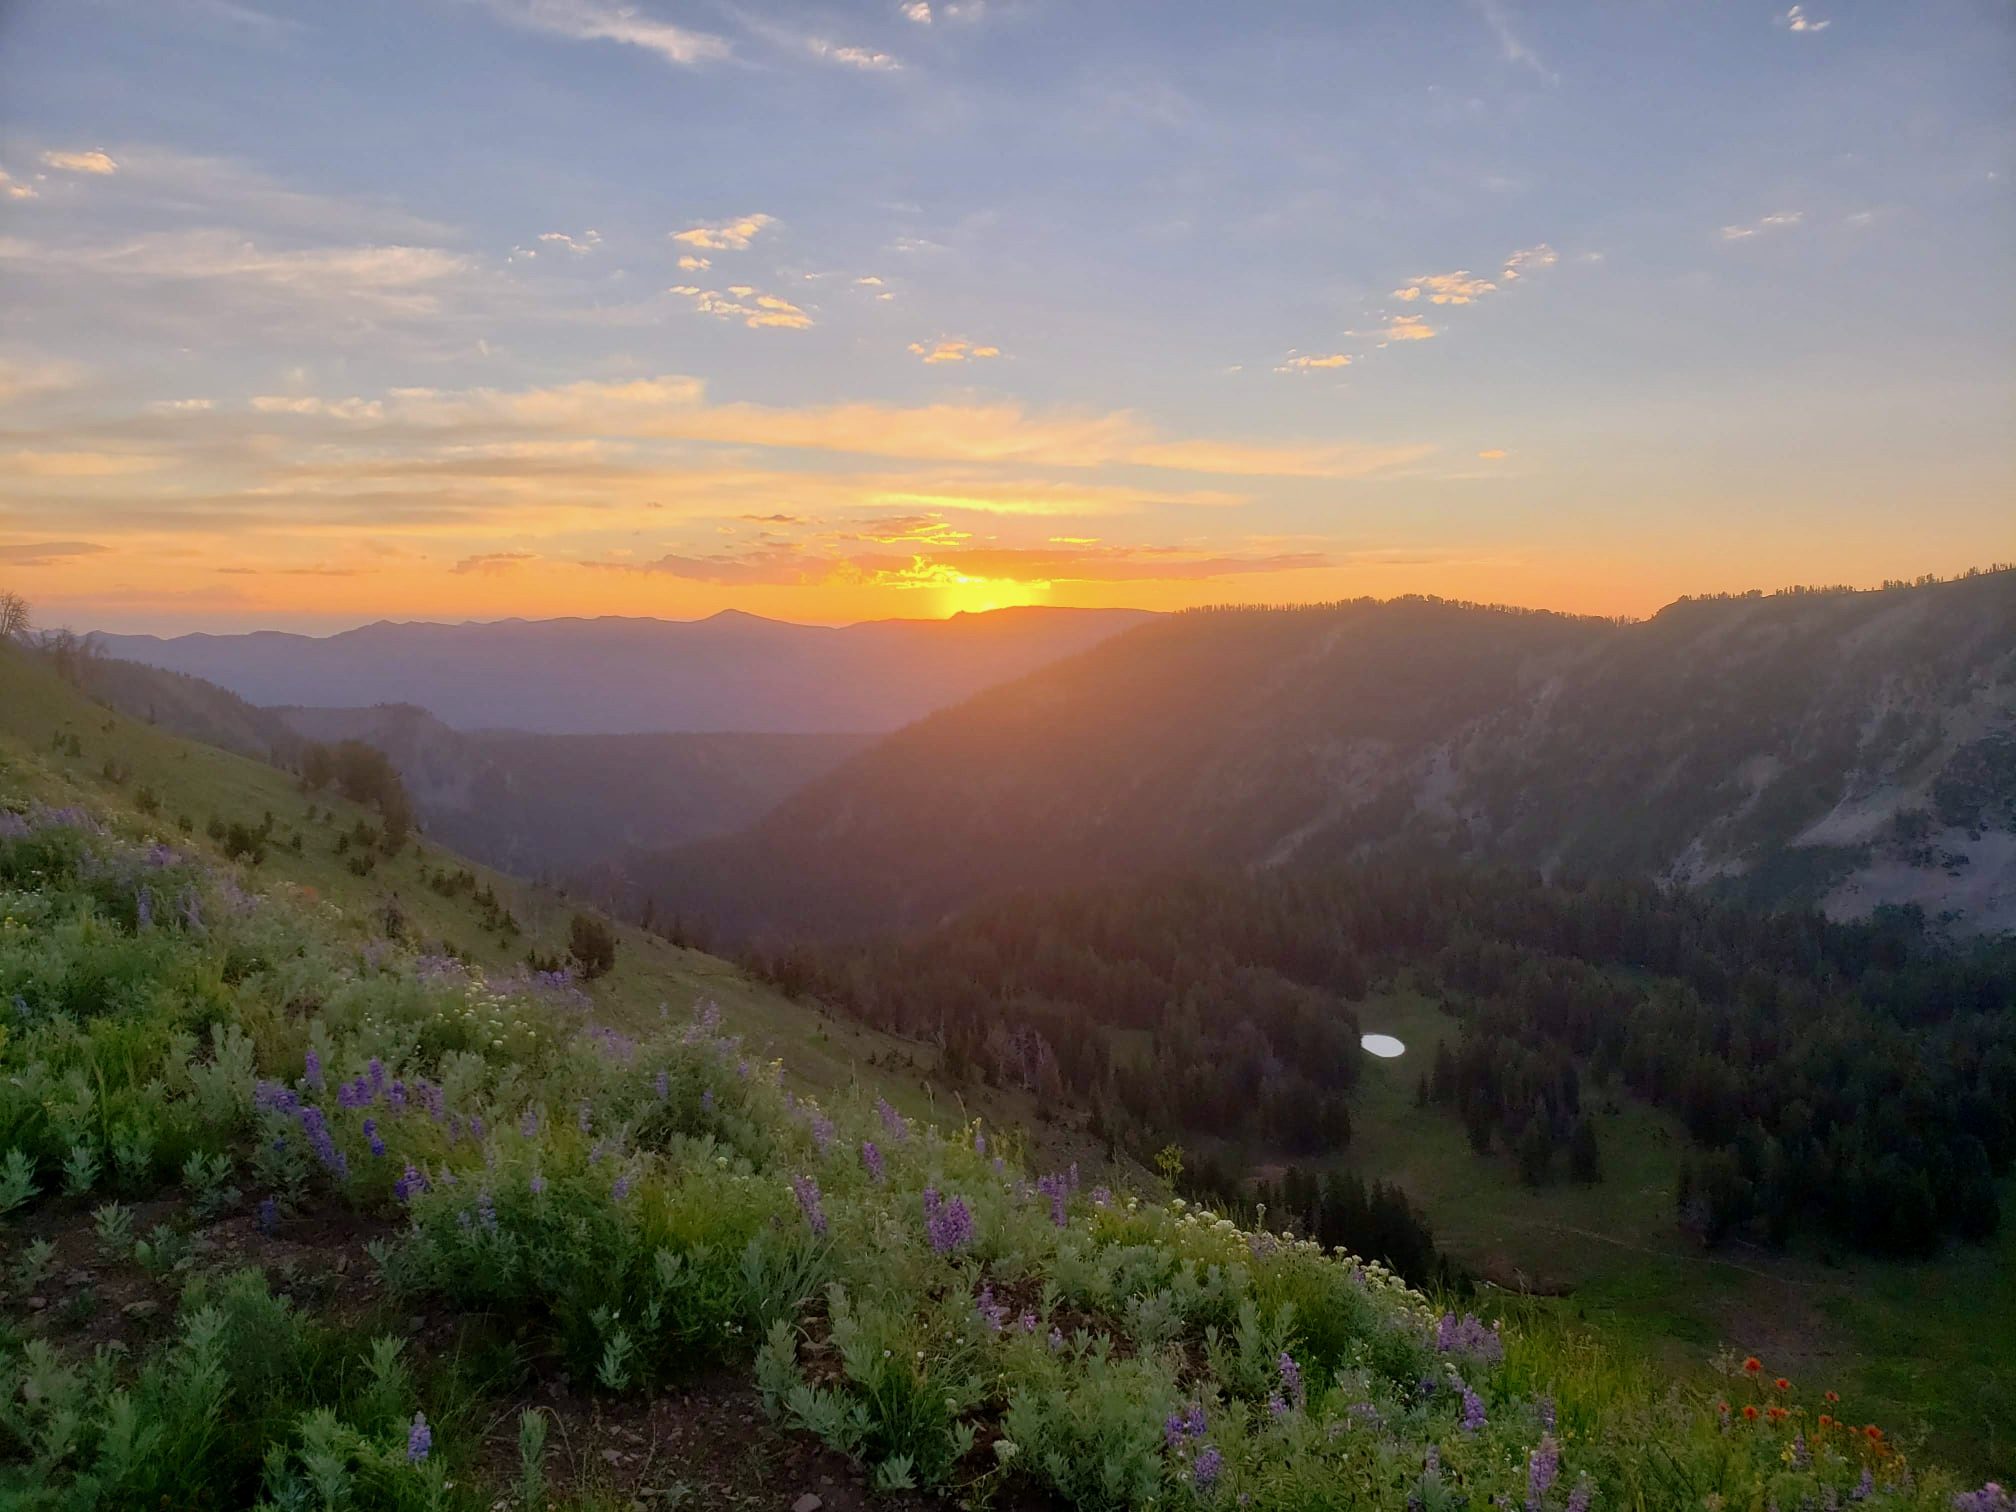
[1381,315,1437,342]
[42,148,118,175]
[1277,353,1351,372]
[909,338,1001,364]
[670,213,775,251]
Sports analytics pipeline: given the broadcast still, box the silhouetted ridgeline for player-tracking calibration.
[627,571,2016,940]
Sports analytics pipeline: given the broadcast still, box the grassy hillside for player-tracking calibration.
[0,716,1993,1508]
[629,572,2016,941]
[0,646,951,1121]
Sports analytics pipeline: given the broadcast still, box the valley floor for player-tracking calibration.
[1337,990,2015,1477]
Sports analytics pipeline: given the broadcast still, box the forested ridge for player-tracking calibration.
[757,865,2016,1260]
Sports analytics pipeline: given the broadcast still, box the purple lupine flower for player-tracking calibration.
[1526,1434,1560,1511]
[654,1070,670,1101]
[1164,1403,1207,1449]
[1460,1384,1487,1433]
[876,1097,907,1141]
[394,1163,428,1202]
[976,1285,1006,1332]
[808,1109,836,1154]
[922,1187,974,1254]
[529,1171,546,1195]
[476,1191,497,1231]
[861,1141,885,1183]
[389,1080,408,1109]
[1790,1433,1810,1470]
[257,1196,279,1233]
[1566,1477,1593,1512]
[1852,1470,1875,1503]
[1424,1445,1440,1476]
[1277,1351,1305,1411]
[1037,1171,1071,1228]
[407,1413,431,1464]
[363,1119,385,1158]
[612,1174,631,1202]
[1091,1185,1112,1207]
[1018,1310,1037,1334]
[298,1106,344,1175]
[1435,1312,1504,1365]
[520,1109,539,1138]
[1953,1486,2013,1512]
[367,1058,386,1099]
[1048,1326,1064,1352]
[577,1100,593,1134]
[1266,1394,1289,1421]
[792,1174,827,1235]
[1192,1445,1223,1491]
[302,1049,325,1092]
[973,1128,987,1155]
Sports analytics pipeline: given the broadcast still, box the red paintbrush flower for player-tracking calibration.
[1742,1356,1762,1374]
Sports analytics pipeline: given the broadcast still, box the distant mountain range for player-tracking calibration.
[94,607,1157,734]
[624,572,2016,939]
[272,704,869,875]
[60,654,872,873]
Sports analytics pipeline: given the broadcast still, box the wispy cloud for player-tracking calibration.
[1276,353,1351,372]
[0,168,37,200]
[1472,0,1555,82]
[451,550,539,574]
[676,254,710,271]
[805,39,900,69]
[1720,210,1803,241]
[1381,315,1438,342]
[670,213,775,251]
[669,284,813,329]
[0,229,471,313]
[473,0,729,66]
[908,338,1000,363]
[1501,244,1557,279]
[41,148,118,175]
[1394,271,1496,306]
[537,229,601,254]
[901,2,931,21]
[1779,6,1831,33]
[0,540,109,565]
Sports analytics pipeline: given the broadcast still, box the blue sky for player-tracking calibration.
[0,0,2010,630]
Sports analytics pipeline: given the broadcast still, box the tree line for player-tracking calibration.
[756,862,2014,1260]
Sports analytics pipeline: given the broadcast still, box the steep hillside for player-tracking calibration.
[631,572,2016,939]
[0,642,948,1112]
[95,605,1156,734]
[0,744,1996,1505]
[272,702,870,874]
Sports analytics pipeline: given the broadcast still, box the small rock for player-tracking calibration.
[122,1299,158,1319]
[65,1269,93,1288]
[793,1496,823,1512]
[601,1448,624,1466]
[26,1297,46,1311]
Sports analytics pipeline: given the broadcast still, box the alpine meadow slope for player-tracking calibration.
[627,571,2016,942]
[1,632,2004,1508]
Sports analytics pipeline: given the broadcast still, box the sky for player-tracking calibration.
[0,0,2010,634]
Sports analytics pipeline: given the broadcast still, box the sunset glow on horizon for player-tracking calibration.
[2,1,2010,635]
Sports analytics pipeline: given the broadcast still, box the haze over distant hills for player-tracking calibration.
[627,572,2016,939]
[273,703,869,875]
[94,606,1157,734]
